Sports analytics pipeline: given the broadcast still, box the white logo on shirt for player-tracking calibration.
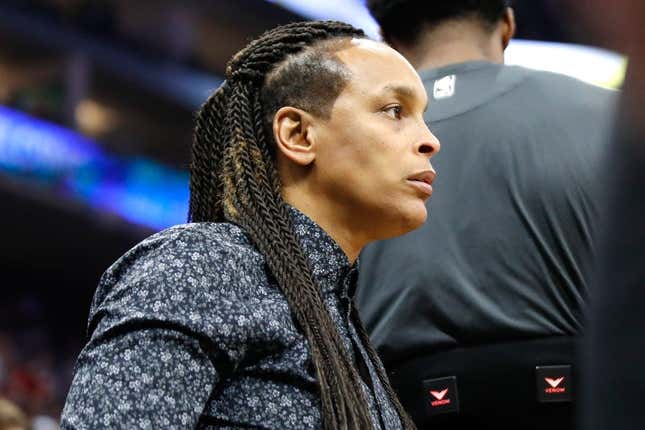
[433,74,456,99]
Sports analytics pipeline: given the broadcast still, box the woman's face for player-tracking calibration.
[309,39,440,241]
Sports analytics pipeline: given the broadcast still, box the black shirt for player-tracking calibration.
[61,206,402,429]
[356,61,617,366]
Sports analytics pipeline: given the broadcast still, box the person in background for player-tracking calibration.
[356,1,616,429]
[0,398,29,430]
[61,20,440,429]
[565,0,645,428]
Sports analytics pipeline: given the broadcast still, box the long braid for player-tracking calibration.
[352,308,418,429]
[189,85,230,222]
[224,79,370,428]
[189,21,416,429]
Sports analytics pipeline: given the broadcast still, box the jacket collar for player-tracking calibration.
[288,205,358,297]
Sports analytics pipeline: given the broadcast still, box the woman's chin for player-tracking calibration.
[380,203,428,239]
[402,204,428,232]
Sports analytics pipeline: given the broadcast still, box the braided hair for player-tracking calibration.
[189,21,416,430]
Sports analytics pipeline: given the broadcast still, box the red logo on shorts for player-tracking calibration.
[430,388,451,406]
[545,377,566,394]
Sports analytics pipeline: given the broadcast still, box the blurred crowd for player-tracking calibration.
[0,297,80,430]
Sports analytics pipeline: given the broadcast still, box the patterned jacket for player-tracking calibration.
[61,207,403,429]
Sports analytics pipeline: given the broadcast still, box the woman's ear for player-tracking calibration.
[272,106,317,166]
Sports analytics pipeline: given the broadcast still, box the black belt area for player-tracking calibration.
[387,336,579,429]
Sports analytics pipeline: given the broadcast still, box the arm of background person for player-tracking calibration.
[562,1,645,429]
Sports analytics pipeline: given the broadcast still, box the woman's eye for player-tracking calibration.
[383,105,402,120]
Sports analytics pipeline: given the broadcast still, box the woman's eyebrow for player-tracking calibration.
[379,84,428,112]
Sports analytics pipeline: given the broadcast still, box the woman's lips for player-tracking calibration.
[407,170,436,196]
[407,179,433,196]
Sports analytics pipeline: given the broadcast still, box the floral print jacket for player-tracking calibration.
[61,207,403,429]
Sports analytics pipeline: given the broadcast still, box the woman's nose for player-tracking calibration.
[416,127,441,157]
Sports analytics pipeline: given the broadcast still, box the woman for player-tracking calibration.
[62,20,439,429]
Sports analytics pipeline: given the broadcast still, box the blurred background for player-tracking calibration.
[0,0,626,427]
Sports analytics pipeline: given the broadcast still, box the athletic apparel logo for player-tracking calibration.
[423,376,459,415]
[545,377,564,388]
[430,389,448,400]
[544,377,566,393]
[433,74,456,99]
[429,388,451,406]
[536,365,572,402]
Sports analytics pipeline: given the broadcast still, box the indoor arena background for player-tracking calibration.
[0,1,635,429]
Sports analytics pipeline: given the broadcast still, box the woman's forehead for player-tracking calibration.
[333,40,425,101]
[337,38,418,76]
